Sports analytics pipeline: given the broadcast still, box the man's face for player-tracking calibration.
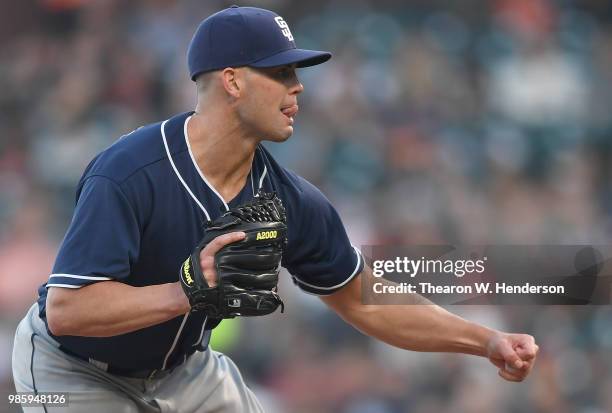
[236,65,304,142]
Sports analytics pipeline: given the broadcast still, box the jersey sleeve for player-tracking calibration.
[282,177,363,295]
[47,175,141,289]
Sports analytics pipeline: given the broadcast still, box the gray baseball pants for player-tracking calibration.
[12,303,265,412]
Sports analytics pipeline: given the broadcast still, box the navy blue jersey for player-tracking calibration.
[37,111,363,370]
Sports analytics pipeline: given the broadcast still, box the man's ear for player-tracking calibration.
[221,67,244,98]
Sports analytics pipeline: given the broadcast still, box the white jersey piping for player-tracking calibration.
[161,119,211,221]
[194,316,208,347]
[258,166,268,192]
[292,245,363,291]
[49,273,112,281]
[183,116,230,212]
[45,283,81,289]
[161,313,190,370]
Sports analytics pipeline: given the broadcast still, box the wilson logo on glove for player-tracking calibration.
[182,258,194,286]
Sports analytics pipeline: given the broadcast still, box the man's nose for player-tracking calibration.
[290,81,304,95]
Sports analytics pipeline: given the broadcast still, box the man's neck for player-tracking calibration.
[186,111,258,202]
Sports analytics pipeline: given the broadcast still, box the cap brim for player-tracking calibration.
[249,48,331,68]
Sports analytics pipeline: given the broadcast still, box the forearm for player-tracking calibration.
[46,281,190,337]
[322,269,496,357]
[344,300,494,356]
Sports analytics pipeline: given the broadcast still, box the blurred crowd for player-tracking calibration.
[2,0,612,412]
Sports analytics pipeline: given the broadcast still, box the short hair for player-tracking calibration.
[195,71,215,95]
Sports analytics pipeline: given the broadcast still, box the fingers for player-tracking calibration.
[517,342,539,361]
[203,231,247,256]
[499,357,535,382]
[199,232,246,287]
[490,352,535,374]
[498,368,527,382]
[495,338,524,369]
[490,333,539,382]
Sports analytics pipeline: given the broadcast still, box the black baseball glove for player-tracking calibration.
[179,192,287,320]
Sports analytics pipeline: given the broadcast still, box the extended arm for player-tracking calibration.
[321,265,538,382]
[46,232,245,337]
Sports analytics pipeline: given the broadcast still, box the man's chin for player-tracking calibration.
[266,128,293,142]
[279,131,292,142]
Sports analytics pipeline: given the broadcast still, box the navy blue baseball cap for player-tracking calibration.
[187,6,332,80]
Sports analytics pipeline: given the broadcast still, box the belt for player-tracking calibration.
[58,346,195,380]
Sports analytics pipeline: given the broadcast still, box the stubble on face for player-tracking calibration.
[236,66,303,142]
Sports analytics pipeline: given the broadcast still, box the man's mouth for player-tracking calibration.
[281,105,299,121]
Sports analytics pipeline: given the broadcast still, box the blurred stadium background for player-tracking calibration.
[2,0,612,412]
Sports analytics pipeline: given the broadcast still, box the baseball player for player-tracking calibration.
[11,6,538,413]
